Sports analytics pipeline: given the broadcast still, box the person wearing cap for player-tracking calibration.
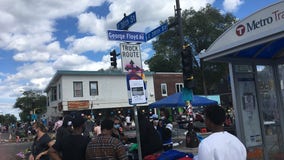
[150,115,159,130]
[197,105,247,160]
[48,113,90,160]
[85,119,128,160]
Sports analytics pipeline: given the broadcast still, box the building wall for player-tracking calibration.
[45,71,155,118]
[153,72,183,101]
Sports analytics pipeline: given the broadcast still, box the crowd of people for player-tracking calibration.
[24,105,246,160]
[24,109,178,160]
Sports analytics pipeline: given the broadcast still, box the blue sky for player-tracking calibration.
[0,0,280,119]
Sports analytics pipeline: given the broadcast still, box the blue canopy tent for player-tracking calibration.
[149,92,218,108]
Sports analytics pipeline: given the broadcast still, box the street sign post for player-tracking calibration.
[107,30,146,43]
[146,23,168,41]
[117,12,136,30]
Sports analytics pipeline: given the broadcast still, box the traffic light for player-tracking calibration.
[182,44,194,89]
[110,50,117,68]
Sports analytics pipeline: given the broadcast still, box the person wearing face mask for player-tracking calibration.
[48,113,90,160]
[111,116,130,144]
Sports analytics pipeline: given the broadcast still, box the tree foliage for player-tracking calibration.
[147,4,236,94]
[0,114,17,125]
[14,90,47,122]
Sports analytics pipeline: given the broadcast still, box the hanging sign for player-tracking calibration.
[120,43,143,73]
[129,79,147,104]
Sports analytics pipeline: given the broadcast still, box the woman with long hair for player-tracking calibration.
[29,121,54,160]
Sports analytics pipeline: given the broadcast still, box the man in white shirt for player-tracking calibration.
[197,106,247,160]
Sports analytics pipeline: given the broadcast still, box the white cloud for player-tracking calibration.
[0,104,21,120]
[68,35,116,53]
[0,0,216,119]
[223,0,244,12]
[13,51,50,62]
[78,12,107,36]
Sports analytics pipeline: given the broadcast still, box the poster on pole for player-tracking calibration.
[126,72,147,105]
[120,43,143,73]
[129,79,147,104]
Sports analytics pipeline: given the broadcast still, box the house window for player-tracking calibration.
[73,82,83,97]
[161,83,168,96]
[58,83,61,100]
[47,97,50,106]
[51,86,57,101]
[90,81,98,96]
[176,83,183,92]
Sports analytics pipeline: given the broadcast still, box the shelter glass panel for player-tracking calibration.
[237,74,262,147]
[257,65,283,159]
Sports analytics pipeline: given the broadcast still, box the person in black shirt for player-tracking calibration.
[29,121,54,160]
[48,113,90,160]
[55,115,73,144]
[138,112,163,158]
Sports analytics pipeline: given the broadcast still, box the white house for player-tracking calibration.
[44,70,155,120]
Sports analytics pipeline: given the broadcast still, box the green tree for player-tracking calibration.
[147,4,236,94]
[0,114,17,125]
[14,90,47,122]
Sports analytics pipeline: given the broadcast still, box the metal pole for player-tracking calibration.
[133,105,142,160]
[176,0,184,51]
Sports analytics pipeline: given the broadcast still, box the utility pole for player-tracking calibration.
[176,0,197,148]
[176,0,195,92]
[176,0,184,51]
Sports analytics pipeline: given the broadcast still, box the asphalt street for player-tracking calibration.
[0,142,31,160]
[0,132,32,160]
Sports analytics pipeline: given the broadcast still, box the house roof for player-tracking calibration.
[199,1,284,63]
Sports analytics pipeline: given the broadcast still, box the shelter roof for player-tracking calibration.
[199,1,284,63]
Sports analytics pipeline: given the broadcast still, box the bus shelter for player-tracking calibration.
[199,1,284,159]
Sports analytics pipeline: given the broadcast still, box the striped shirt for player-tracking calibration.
[85,134,128,160]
